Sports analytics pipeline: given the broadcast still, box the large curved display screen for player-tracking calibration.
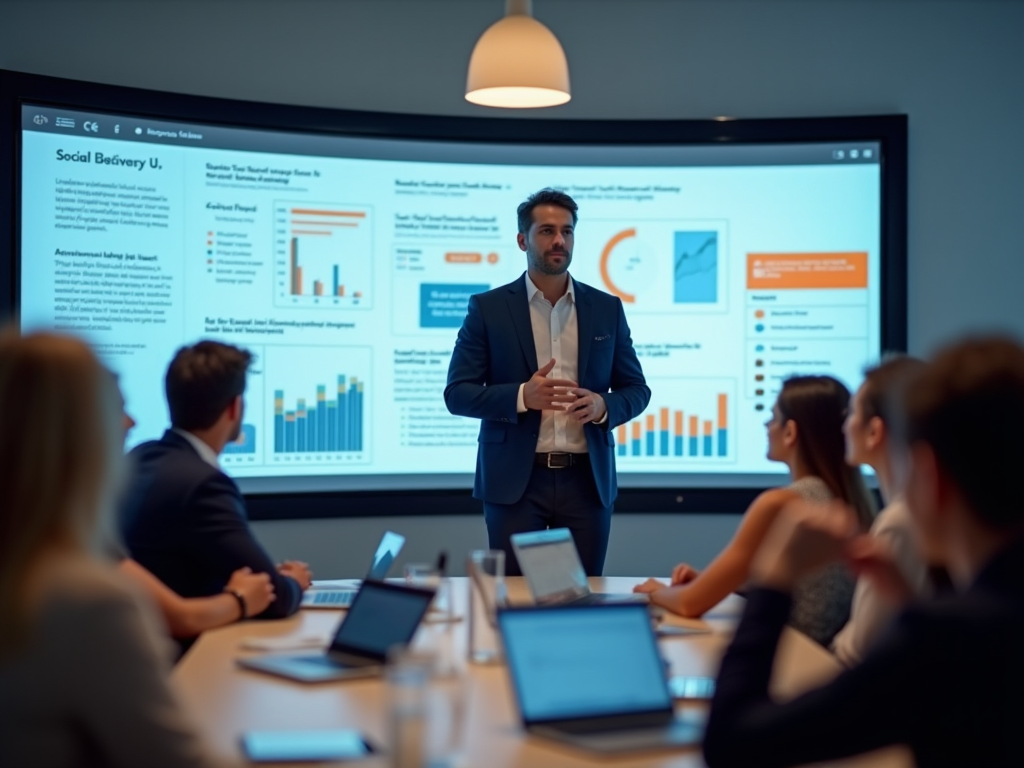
[16,99,891,493]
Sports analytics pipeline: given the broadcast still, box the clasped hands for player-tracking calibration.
[523,358,606,424]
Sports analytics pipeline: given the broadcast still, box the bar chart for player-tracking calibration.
[273,377,364,454]
[615,378,736,462]
[273,201,373,309]
[265,345,372,465]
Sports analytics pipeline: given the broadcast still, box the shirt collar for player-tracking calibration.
[172,428,221,469]
[524,272,575,304]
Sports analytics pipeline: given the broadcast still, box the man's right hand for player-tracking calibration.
[523,358,578,411]
[278,560,313,591]
[225,566,276,617]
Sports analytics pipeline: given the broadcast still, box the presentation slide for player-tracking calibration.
[18,105,882,491]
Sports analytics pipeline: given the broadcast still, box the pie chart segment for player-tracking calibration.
[599,227,659,304]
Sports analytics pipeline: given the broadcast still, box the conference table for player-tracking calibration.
[173,577,911,767]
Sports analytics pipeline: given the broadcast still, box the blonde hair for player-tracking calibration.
[0,331,123,656]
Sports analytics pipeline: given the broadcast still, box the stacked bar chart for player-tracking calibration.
[616,379,735,462]
[273,376,364,454]
[274,202,373,309]
[265,345,372,465]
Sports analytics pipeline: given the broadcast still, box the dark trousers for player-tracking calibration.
[483,460,613,577]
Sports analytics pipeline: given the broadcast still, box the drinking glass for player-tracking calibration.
[466,549,505,664]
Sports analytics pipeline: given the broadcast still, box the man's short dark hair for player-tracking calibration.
[899,337,1024,531]
[517,188,578,235]
[165,341,252,431]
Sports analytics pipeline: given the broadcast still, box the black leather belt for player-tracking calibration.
[535,452,589,469]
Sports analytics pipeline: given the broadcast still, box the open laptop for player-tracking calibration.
[238,580,435,683]
[498,603,704,755]
[511,528,646,605]
[301,531,406,608]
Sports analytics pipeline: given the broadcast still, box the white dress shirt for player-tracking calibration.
[515,273,605,453]
[173,428,221,470]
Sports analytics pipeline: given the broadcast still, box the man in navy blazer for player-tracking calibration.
[445,189,650,575]
[121,341,311,631]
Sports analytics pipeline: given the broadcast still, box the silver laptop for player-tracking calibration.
[301,531,406,608]
[498,603,704,755]
[238,580,435,683]
[510,528,646,605]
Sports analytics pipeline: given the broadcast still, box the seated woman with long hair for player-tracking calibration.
[0,332,223,768]
[634,375,876,646]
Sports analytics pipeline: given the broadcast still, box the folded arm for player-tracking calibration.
[704,587,911,768]
[186,475,302,618]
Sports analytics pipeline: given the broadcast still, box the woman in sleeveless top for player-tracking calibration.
[635,375,876,646]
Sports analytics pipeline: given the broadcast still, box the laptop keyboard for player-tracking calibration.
[572,593,647,606]
[311,591,356,606]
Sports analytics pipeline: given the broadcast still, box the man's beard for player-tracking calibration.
[528,246,572,276]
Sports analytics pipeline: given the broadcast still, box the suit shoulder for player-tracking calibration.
[128,437,229,490]
[574,278,621,306]
[475,275,525,303]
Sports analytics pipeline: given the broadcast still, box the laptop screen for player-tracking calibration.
[512,528,588,601]
[330,581,433,660]
[366,531,405,580]
[499,605,672,724]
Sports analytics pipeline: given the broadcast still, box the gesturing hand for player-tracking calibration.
[523,358,578,412]
[567,388,607,424]
[846,536,915,606]
[278,560,313,591]
[671,563,700,585]
[225,566,276,617]
[751,499,858,591]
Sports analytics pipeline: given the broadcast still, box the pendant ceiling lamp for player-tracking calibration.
[465,0,570,109]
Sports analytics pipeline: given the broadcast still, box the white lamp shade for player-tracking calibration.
[465,15,570,108]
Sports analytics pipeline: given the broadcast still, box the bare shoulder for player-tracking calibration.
[745,487,802,521]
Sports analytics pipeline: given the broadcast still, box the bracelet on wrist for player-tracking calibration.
[225,588,247,621]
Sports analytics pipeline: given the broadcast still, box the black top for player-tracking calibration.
[120,430,302,620]
[704,536,1024,768]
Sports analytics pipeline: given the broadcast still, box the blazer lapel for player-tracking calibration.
[575,280,595,381]
[506,274,538,371]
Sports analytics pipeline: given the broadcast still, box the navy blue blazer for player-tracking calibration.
[119,430,301,619]
[444,273,650,507]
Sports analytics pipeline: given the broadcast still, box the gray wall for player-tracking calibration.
[251,513,740,578]
[4,0,1022,575]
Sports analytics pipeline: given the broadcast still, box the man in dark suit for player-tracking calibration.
[445,189,650,576]
[121,341,310,625]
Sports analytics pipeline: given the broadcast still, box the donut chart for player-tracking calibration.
[599,227,638,303]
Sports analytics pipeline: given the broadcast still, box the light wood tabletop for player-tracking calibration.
[173,577,911,767]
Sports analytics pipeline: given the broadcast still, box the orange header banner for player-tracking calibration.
[747,252,868,290]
